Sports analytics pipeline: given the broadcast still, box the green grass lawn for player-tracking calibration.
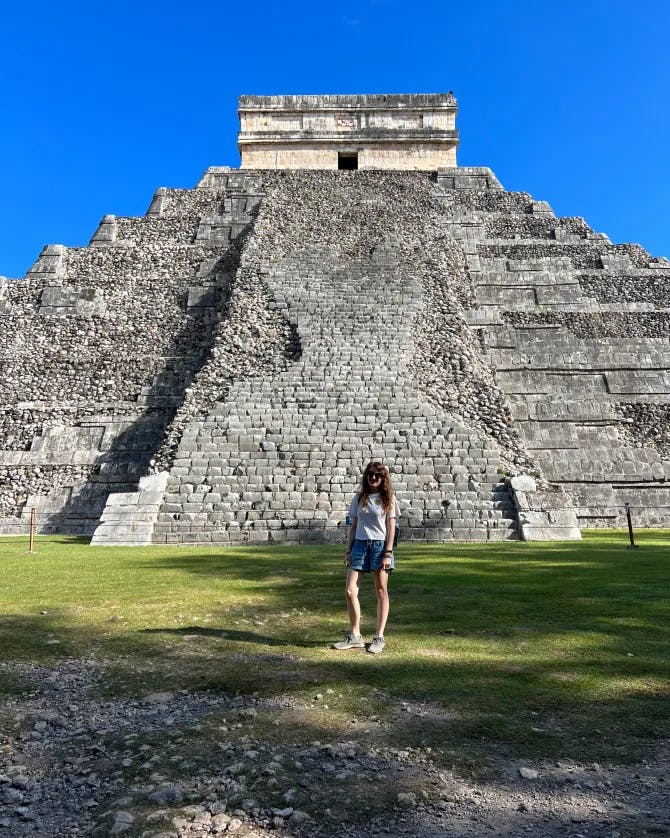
[1,530,669,770]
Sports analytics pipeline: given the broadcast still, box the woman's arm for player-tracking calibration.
[382,516,396,569]
[345,516,357,566]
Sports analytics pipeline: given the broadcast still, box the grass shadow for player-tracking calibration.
[1,533,668,764]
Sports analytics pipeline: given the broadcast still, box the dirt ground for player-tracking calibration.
[1,660,668,837]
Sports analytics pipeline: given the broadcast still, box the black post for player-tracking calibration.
[624,503,638,549]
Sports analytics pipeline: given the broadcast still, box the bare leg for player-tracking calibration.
[373,569,390,637]
[345,569,363,636]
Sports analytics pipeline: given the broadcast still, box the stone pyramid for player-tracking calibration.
[1,96,668,544]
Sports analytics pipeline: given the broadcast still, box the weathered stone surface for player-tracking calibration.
[238,93,458,171]
[0,178,261,534]
[2,130,669,538]
[92,472,169,546]
[509,474,536,493]
[143,170,527,544]
[450,177,670,528]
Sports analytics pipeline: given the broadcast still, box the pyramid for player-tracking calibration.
[1,95,668,543]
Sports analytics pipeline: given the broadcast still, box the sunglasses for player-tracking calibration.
[367,472,384,480]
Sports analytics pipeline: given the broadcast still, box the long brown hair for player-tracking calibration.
[358,461,394,515]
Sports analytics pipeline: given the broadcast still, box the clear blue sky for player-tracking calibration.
[1,0,669,278]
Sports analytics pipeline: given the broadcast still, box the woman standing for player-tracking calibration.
[333,462,400,654]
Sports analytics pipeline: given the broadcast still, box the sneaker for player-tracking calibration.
[367,636,385,654]
[332,633,365,650]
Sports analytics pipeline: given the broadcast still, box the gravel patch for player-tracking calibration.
[1,660,668,837]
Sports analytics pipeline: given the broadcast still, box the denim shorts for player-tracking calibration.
[349,539,395,573]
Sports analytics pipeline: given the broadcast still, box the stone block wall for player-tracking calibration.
[3,161,666,540]
[436,167,670,528]
[238,94,459,170]
[0,175,265,533]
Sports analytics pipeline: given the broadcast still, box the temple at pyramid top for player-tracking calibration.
[237,93,458,170]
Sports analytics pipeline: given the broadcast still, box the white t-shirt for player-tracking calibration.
[348,493,400,541]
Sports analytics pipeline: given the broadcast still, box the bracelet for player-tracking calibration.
[383,550,392,555]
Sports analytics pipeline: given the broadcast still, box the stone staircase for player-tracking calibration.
[153,232,520,544]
